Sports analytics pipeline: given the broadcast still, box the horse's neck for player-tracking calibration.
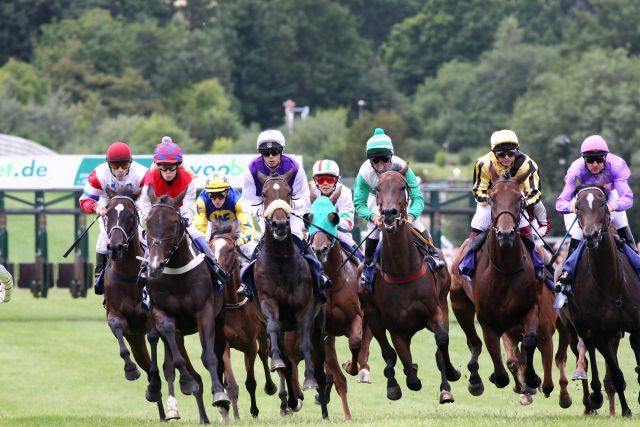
[586,233,621,284]
[486,230,525,266]
[113,236,141,274]
[167,234,195,267]
[324,240,343,277]
[263,234,295,256]
[381,225,421,273]
[224,266,242,304]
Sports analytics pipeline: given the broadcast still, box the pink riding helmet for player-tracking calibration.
[580,135,609,157]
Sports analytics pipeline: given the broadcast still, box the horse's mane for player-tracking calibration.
[575,182,607,195]
[211,221,234,236]
[158,194,171,204]
[109,184,141,201]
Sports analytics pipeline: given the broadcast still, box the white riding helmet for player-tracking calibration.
[312,159,340,178]
[256,129,286,150]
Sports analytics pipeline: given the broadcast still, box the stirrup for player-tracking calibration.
[320,273,332,289]
[237,283,253,301]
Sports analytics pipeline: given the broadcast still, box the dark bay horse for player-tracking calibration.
[450,166,542,396]
[145,187,230,424]
[359,171,459,403]
[560,179,640,416]
[253,170,328,419]
[103,186,167,421]
[209,220,277,420]
[303,196,372,419]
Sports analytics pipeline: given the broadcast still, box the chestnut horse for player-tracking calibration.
[145,188,230,424]
[450,167,542,396]
[252,170,328,419]
[103,187,167,421]
[209,220,277,420]
[358,171,459,403]
[560,180,640,416]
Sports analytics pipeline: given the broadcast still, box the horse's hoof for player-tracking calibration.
[519,393,533,406]
[302,378,319,390]
[213,391,231,408]
[218,406,230,425]
[572,370,587,380]
[559,396,572,409]
[489,373,509,388]
[387,385,402,401]
[179,378,199,395]
[342,361,357,376]
[468,381,484,396]
[447,367,461,382]
[588,393,604,410]
[520,384,538,396]
[165,408,181,420]
[406,377,422,391]
[439,390,454,404]
[542,385,554,397]
[622,408,632,417]
[292,398,303,412]
[125,366,141,381]
[264,382,278,396]
[270,358,286,372]
[357,368,371,384]
[525,374,541,390]
[145,387,161,403]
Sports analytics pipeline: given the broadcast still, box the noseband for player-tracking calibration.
[106,196,140,251]
[375,173,409,229]
[489,180,524,232]
[146,203,186,264]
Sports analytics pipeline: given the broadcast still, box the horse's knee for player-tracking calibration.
[156,317,175,336]
[523,333,537,349]
[435,328,449,348]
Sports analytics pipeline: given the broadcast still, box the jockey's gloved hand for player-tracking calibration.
[302,213,312,224]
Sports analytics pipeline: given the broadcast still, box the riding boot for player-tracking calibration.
[194,236,231,287]
[468,228,482,242]
[420,230,446,269]
[555,238,581,295]
[617,226,638,254]
[94,253,108,295]
[137,249,148,289]
[360,238,379,287]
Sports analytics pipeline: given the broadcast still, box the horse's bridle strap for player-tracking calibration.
[137,253,205,275]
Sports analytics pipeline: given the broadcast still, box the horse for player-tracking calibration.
[208,220,277,420]
[145,187,230,424]
[102,186,169,421]
[449,166,543,397]
[559,178,640,416]
[358,170,459,403]
[252,170,328,419]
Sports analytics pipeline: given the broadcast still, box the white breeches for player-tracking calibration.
[470,203,528,231]
[563,189,628,240]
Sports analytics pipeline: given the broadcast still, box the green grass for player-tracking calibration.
[1,289,639,426]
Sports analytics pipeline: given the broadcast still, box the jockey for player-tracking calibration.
[138,137,228,288]
[459,129,548,280]
[0,264,14,303]
[354,128,445,290]
[238,129,331,301]
[309,159,364,263]
[78,141,147,295]
[555,135,637,297]
[194,171,257,261]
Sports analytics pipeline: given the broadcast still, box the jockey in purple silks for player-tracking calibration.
[554,134,637,302]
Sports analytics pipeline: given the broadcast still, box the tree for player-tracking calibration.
[0,59,50,105]
[129,113,198,154]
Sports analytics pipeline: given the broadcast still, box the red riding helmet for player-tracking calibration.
[153,136,183,164]
[106,141,132,162]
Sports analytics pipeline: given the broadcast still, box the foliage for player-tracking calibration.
[434,150,448,167]
[129,113,198,154]
[0,59,50,105]
[414,139,440,163]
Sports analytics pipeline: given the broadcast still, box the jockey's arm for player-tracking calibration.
[335,187,355,232]
[405,168,424,220]
[234,200,257,245]
[612,160,633,211]
[79,170,103,214]
[522,160,542,207]
[472,159,490,205]
[353,174,374,221]
[194,196,209,235]
[240,172,262,217]
[137,184,152,226]
[290,167,311,215]
[179,180,197,224]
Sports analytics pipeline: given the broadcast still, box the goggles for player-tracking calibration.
[370,155,391,164]
[315,175,337,186]
[158,165,179,172]
[109,162,131,170]
[584,156,605,165]
[208,191,229,200]
[260,148,283,157]
[494,149,517,159]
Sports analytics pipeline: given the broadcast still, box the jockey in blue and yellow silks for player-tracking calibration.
[194,171,257,260]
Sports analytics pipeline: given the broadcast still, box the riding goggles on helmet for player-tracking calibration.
[494,148,517,159]
[315,175,337,186]
[584,156,606,164]
[208,190,229,200]
[109,161,131,170]
[370,155,391,164]
[259,147,283,157]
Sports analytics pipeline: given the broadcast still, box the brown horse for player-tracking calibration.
[145,187,230,424]
[103,186,167,421]
[252,170,328,419]
[208,220,277,420]
[450,166,542,396]
[359,171,459,403]
[302,200,372,419]
[560,180,640,416]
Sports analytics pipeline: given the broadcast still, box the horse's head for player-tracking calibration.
[488,164,526,249]
[105,185,141,261]
[574,175,609,249]
[376,171,408,233]
[260,170,294,241]
[210,220,238,274]
[309,196,339,263]
[145,186,187,278]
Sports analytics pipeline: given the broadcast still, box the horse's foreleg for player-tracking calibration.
[573,336,588,380]
[325,335,350,420]
[363,305,400,400]
[482,326,510,389]
[428,307,459,404]
[502,332,525,396]
[342,314,363,377]
[555,320,572,409]
[311,315,329,420]
[389,332,421,392]
[521,306,541,390]
[585,340,604,411]
[296,307,318,391]
[262,302,285,371]
[356,318,373,383]
[539,332,555,397]
[597,339,630,417]
[222,344,240,420]
[243,340,260,418]
[450,285,483,395]
[107,314,140,381]
[629,333,640,406]
[161,342,181,420]
[257,322,277,395]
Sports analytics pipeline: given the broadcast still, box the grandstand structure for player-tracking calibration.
[0,134,58,156]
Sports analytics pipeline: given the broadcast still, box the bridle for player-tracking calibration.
[575,186,610,242]
[146,203,186,265]
[106,196,140,252]
[489,180,524,233]
[375,172,409,230]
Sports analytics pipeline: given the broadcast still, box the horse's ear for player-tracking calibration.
[329,184,342,204]
[131,188,142,200]
[257,171,268,184]
[309,182,317,203]
[597,174,606,188]
[573,176,582,189]
[173,189,187,207]
[398,163,409,176]
[147,185,157,205]
[514,166,531,186]
[488,162,500,183]
[282,169,295,183]
[328,212,340,226]
[106,186,116,199]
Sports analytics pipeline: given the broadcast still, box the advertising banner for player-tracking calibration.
[0,154,303,191]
